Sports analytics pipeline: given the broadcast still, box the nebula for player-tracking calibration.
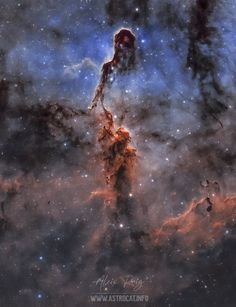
[186,0,228,127]
[90,28,136,110]
[154,195,236,253]
[0,1,235,306]
[90,29,137,223]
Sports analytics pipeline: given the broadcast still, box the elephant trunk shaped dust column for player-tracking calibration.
[89,29,137,226]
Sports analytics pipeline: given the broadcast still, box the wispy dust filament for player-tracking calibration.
[90,29,137,222]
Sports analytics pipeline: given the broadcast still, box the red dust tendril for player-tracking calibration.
[90,29,137,222]
[89,28,136,110]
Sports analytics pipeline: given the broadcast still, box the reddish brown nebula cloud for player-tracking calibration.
[88,28,138,225]
[0,4,235,304]
[97,108,136,222]
[153,195,236,256]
